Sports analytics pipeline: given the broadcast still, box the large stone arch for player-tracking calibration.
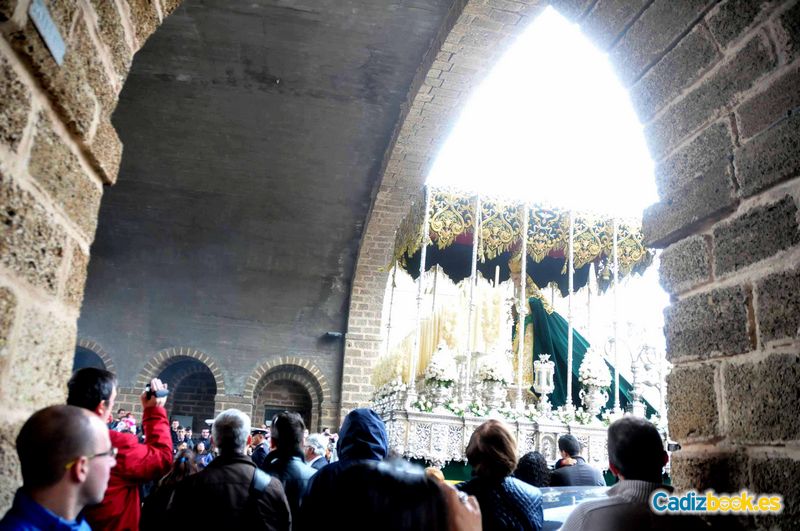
[244,358,334,432]
[344,0,800,522]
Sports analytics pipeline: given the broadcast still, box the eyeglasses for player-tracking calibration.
[64,447,118,470]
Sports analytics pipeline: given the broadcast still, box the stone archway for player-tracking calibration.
[342,1,800,522]
[244,358,332,432]
[73,338,116,373]
[157,358,217,432]
[133,347,225,431]
[255,379,314,430]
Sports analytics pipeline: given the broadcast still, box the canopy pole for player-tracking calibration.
[516,205,529,411]
[431,265,438,314]
[587,264,592,342]
[465,194,482,401]
[566,210,574,409]
[613,217,620,413]
[408,187,432,405]
[385,260,398,357]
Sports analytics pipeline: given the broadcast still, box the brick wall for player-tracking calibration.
[254,380,313,428]
[0,0,183,510]
[168,371,216,432]
[348,1,800,527]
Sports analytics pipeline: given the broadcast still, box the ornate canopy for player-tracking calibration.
[394,186,652,293]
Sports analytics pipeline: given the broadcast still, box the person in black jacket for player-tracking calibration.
[298,408,389,530]
[260,412,316,522]
[166,409,290,530]
[303,434,328,471]
[251,428,269,468]
[549,435,605,487]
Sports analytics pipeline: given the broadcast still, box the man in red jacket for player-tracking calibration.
[67,367,173,531]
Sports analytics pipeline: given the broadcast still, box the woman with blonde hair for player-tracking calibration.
[456,420,543,531]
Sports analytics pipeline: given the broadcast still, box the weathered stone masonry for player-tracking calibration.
[0,0,183,510]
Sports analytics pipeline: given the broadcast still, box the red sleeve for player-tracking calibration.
[112,406,173,483]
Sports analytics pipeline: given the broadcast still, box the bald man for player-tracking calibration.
[0,405,116,530]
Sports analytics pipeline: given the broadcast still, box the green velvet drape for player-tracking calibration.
[525,297,655,415]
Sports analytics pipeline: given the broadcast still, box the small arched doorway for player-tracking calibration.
[72,346,106,372]
[256,379,312,429]
[157,357,217,432]
[252,364,324,430]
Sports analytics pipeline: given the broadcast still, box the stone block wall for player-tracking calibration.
[636,2,800,526]
[348,0,800,527]
[0,0,180,512]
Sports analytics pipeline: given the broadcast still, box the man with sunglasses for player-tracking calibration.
[0,405,116,530]
[67,368,173,531]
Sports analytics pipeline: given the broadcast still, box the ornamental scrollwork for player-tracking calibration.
[571,215,605,271]
[393,185,652,286]
[429,190,475,249]
[527,207,567,262]
[479,198,523,260]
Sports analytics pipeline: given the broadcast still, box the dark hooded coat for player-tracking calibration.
[296,408,388,530]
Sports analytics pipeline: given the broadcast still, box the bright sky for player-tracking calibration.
[426,7,658,218]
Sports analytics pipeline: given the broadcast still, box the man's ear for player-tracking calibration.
[94,401,108,422]
[68,456,90,484]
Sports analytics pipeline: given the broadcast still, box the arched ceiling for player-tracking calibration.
[78,0,457,390]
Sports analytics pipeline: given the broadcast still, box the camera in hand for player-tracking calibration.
[145,384,169,399]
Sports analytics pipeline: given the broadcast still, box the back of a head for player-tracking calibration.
[515,451,550,488]
[212,409,251,455]
[271,411,305,455]
[558,434,581,457]
[608,416,665,482]
[337,408,388,462]
[67,367,116,411]
[306,433,327,457]
[17,405,94,489]
[466,419,517,481]
[319,460,447,531]
[162,449,199,487]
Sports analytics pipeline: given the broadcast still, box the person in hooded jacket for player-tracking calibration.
[296,408,388,530]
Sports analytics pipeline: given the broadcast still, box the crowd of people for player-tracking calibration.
[0,367,706,531]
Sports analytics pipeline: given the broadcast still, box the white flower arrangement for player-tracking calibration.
[424,347,458,388]
[475,354,513,384]
[412,395,434,413]
[573,407,595,425]
[445,401,466,417]
[554,405,575,425]
[372,378,407,401]
[578,348,612,389]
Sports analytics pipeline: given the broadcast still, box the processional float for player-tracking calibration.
[371,185,660,469]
